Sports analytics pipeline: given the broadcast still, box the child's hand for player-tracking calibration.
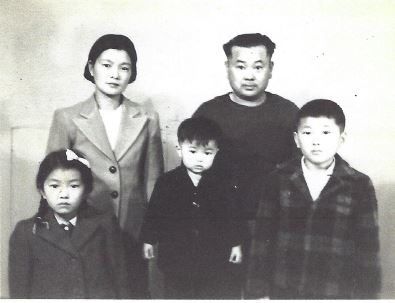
[229,245,242,264]
[143,243,154,259]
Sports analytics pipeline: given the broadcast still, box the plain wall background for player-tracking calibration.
[1,0,394,298]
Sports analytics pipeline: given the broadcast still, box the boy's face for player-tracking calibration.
[294,116,345,170]
[40,168,86,220]
[226,45,273,101]
[178,140,219,175]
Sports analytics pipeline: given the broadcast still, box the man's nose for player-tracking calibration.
[244,67,256,80]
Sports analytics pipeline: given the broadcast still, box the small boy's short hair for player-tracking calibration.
[296,99,346,132]
[223,33,276,58]
[177,117,223,148]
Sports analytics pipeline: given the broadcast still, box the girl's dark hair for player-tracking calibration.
[35,149,93,221]
[177,117,223,148]
[83,34,138,84]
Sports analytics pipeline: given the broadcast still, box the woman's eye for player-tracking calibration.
[323,131,331,134]
[302,131,311,135]
[49,184,58,189]
[71,184,80,189]
[121,67,130,71]
[103,63,111,68]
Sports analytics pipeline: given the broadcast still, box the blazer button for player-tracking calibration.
[111,191,119,199]
[109,166,117,173]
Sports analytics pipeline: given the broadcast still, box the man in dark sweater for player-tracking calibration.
[193,33,299,297]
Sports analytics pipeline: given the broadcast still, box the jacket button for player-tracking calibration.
[109,166,117,173]
[111,191,119,199]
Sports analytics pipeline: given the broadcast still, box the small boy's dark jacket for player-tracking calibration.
[247,154,381,299]
[140,165,243,274]
[8,205,131,299]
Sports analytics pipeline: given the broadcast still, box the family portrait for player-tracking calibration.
[1,0,394,299]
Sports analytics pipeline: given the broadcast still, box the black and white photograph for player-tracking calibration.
[1,0,394,299]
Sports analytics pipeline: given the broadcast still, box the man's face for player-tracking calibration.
[226,45,273,101]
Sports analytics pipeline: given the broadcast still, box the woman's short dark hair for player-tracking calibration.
[83,34,138,84]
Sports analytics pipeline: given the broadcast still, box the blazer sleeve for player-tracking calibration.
[144,111,164,201]
[46,109,73,153]
[9,221,33,298]
[103,214,132,299]
[352,177,381,299]
[139,177,164,244]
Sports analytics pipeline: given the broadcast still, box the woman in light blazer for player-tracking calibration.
[46,34,164,298]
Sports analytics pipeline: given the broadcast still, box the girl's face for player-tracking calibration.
[89,49,132,98]
[40,168,86,220]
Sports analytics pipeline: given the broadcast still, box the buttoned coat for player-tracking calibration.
[46,95,164,240]
[8,207,131,299]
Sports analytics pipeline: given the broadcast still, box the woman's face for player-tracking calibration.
[89,49,132,97]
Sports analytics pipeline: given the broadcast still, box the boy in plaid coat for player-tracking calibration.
[247,99,381,299]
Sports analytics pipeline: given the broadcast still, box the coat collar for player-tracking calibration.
[72,94,148,161]
[281,154,354,202]
[34,207,104,257]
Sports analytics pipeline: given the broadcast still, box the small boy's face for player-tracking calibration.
[294,116,345,170]
[40,168,86,220]
[178,140,219,175]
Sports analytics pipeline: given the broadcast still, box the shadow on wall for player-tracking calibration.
[376,183,395,299]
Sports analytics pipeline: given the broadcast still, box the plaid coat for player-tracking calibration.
[246,155,381,299]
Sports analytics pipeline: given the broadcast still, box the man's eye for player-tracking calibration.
[236,65,245,70]
[121,67,130,71]
[255,66,263,70]
[205,152,213,155]
[323,131,331,134]
[103,63,111,68]
[71,184,80,188]
[189,150,196,154]
[302,131,311,135]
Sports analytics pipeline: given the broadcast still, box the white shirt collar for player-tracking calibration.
[54,212,77,226]
[301,156,336,176]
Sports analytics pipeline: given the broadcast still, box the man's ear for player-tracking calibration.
[293,132,300,148]
[269,61,274,79]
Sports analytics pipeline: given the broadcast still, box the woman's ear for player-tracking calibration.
[88,60,94,77]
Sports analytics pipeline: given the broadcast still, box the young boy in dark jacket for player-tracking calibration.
[140,117,243,299]
[247,99,381,299]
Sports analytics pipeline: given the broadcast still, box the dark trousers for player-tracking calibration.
[163,263,240,299]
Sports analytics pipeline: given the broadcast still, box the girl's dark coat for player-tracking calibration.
[8,206,131,299]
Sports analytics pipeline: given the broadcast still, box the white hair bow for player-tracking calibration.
[65,149,91,168]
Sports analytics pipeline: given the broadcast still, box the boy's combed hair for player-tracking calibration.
[223,33,276,58]
[297,99,346,132]
[35,149,93,221]
[177,117,223,148]
[84,34,138,83]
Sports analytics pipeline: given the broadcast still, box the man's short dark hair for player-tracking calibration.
[177,117,223,148]
[296,99,346,132]
[223,33,276,58]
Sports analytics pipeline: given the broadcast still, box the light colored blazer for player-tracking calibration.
[46,95,164,241]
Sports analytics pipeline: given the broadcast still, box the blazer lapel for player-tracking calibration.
[113,99,147,161]
[35,214,78,258]
[72,96,116,162]
[289,165,313,203]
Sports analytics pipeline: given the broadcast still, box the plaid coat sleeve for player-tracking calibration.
[352,176,381,298]
[246,172,279,298]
